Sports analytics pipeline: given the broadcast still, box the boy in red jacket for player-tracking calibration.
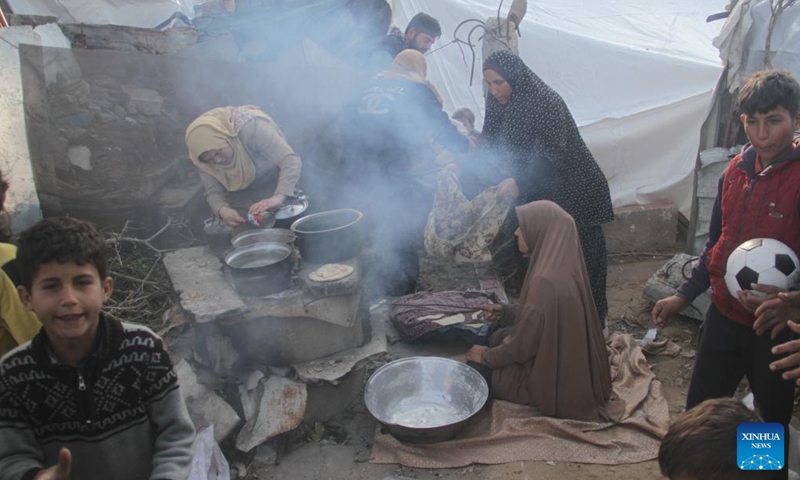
[652,70,800,430]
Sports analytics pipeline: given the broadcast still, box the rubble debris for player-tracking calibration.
[235,376,307,452]
[176,360,241,443]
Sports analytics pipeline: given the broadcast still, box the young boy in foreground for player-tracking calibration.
[0,217,195,480]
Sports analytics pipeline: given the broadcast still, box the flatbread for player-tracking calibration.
[308,263,354,282]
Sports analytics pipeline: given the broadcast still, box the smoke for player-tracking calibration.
[15,1,482,300]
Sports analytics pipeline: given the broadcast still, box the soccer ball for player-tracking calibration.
[724,238,800,297]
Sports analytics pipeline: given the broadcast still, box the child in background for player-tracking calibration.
[0,217,194,480]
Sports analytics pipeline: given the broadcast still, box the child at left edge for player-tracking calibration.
[0,217,195,480]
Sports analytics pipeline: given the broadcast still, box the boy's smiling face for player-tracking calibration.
[19,260,113,347]
[741,106,800,166]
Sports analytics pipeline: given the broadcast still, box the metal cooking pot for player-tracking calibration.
[290,209,363,264]
[364,356,489,444]
[231,228,296,248]
[273,195,309,229]
[224,242,293,297]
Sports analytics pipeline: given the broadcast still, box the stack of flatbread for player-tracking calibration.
[308,263,354,282]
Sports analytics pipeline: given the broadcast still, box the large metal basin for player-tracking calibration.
[364,356,488,444]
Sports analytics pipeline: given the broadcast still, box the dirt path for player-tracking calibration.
[248,257,698,480]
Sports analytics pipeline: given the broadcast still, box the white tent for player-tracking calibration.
[392,0,728,215]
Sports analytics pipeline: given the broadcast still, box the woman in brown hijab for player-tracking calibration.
[464,200,623,422]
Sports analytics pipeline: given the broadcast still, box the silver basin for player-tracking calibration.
[365,356,488,444]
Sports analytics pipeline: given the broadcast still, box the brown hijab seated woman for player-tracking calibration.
[186,105,302,226]
[464,201,624,422]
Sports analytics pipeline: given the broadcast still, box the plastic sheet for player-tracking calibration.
[189,426,230,480]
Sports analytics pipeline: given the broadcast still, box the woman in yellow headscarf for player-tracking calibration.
[186,105,302,226]
[0,170,40,357]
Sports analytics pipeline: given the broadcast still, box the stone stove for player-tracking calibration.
[164,245,387,455]
[163,245,369,368]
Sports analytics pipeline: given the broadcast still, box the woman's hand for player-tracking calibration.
[478,303,503,323]
[218,207,245,226]
[249,194,286,215]
[464,345,488,364]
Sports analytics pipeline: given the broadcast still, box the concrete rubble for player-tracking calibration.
[175,359,241,443]
[163,247,247,324]
[235,375,307,453]
[643,253,711,321]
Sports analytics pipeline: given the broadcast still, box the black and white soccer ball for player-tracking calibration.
[724,238,800,297]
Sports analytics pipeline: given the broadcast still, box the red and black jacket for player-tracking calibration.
[677,140,800,326]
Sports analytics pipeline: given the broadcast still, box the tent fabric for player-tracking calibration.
[391,0,727,214]
[716,0,800,93]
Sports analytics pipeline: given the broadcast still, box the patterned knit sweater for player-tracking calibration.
[0,316,195,480]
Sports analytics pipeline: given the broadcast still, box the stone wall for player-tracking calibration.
[18,42,366,232]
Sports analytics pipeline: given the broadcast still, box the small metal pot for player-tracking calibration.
[224,242,293,297]
[231,228,296,248]
[290,209,363,264]
[273,195,309,229]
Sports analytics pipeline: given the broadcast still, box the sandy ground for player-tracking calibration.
[242,257,699,480]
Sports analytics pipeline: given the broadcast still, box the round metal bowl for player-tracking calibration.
[364,356,488,444]
[231,228,296,248]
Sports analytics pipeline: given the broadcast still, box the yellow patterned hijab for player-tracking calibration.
[185,105,270,191]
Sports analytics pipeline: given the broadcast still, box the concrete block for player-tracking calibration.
[642,253,711,322]
[175,360,241,443]
[124,86,163,116]
[603,203,678,254]
[163,246,247,324]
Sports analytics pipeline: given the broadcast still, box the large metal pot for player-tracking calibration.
[364,356,489,444]
[224,242,293,297]
[290,209,363,264]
